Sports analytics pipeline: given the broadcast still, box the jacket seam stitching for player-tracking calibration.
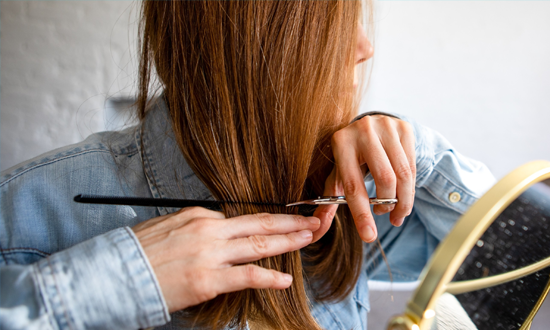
[138,125,167,216]
[0,247,51,255]
[32,263,58,330]
[1,149,115,187]
[422,184,463,214]
[432,167,481,199]
[46,256,75,330]
[0,240,6,265]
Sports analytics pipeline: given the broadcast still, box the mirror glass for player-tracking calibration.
[431,179,550,330]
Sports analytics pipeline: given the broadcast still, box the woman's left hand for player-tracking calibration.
[312,114,416,243]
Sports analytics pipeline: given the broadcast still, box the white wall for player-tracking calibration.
[1,1,139,172]
[365,1,550,179]
[2,1,550,179]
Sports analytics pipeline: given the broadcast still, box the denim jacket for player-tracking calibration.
[0,96,496,330]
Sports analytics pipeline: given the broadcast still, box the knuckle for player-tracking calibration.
[331,129,347,145]
[356,115,373,131]
[380,115,394,126]
[256,213,276,231]
[355,114,369,125]
[248,235,269,258]
[370,115,393,130]
[186,217,213,235]
[198,218,217,230]
[356,212,374,226]
[293,215,307,227]
[190,270,216,302]
[377,169,396,187]
[285,232,299,246]
[399,120,413,133]
[398,201,414,213]
[185,217,201,230]
[244,265,263,286]
[183,206,202,215]
[178,206,207,220]
[324,208,337,220]
[343,179,363,197]
[394,163,412,180]
[184,217,199,229]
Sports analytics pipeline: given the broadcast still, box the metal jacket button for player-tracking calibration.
[449,192,461,203]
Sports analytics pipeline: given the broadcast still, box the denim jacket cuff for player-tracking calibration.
[32,227,170,330]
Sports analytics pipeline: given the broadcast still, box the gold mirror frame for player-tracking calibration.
[386,160,550,330]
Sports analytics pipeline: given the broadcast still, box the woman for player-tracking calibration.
[0,1,495,329]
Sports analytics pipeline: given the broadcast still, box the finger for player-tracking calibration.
[379,133,414,226]
[312,167,339,243]
[400,120,417,189]
[360,134,397,216]
[214,265,293,294]
[332,132,377,243]
[311,205,337,243]
[223,230,313,265]
[221,213,320,239]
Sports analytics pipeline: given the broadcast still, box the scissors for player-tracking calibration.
[286,196,397,206]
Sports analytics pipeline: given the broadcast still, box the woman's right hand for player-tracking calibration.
[132,207,320,313]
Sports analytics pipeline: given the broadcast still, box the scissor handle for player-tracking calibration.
[286,196,398,206]
[369,198,398,205]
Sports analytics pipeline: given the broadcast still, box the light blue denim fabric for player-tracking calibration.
[0,96,496,330]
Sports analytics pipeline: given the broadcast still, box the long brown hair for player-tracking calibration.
[137,1,370,329]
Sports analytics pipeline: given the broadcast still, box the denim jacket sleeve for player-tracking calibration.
[0,228,169,330]
[0,131,171,330]
[361,112,497,282]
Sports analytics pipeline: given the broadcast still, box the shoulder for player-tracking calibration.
[0,126,155,263]
[1,126,139,186]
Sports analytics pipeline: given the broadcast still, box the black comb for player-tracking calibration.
[74,194,317,214]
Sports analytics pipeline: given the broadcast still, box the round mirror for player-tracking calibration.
[387,161,550,330]
[445,179,550,330]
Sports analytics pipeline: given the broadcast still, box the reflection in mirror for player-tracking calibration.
[447,271,550,329]
[439,179,550,330]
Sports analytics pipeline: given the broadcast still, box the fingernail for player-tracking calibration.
[282,274,293,283]
[308,217,321,226]
[299,230,312,239]
[365,225,376,242]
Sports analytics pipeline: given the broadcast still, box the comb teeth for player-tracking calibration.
[76,195,285,204]
[218,200,286,207]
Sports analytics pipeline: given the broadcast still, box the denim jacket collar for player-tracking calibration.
[136,94,214,216]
